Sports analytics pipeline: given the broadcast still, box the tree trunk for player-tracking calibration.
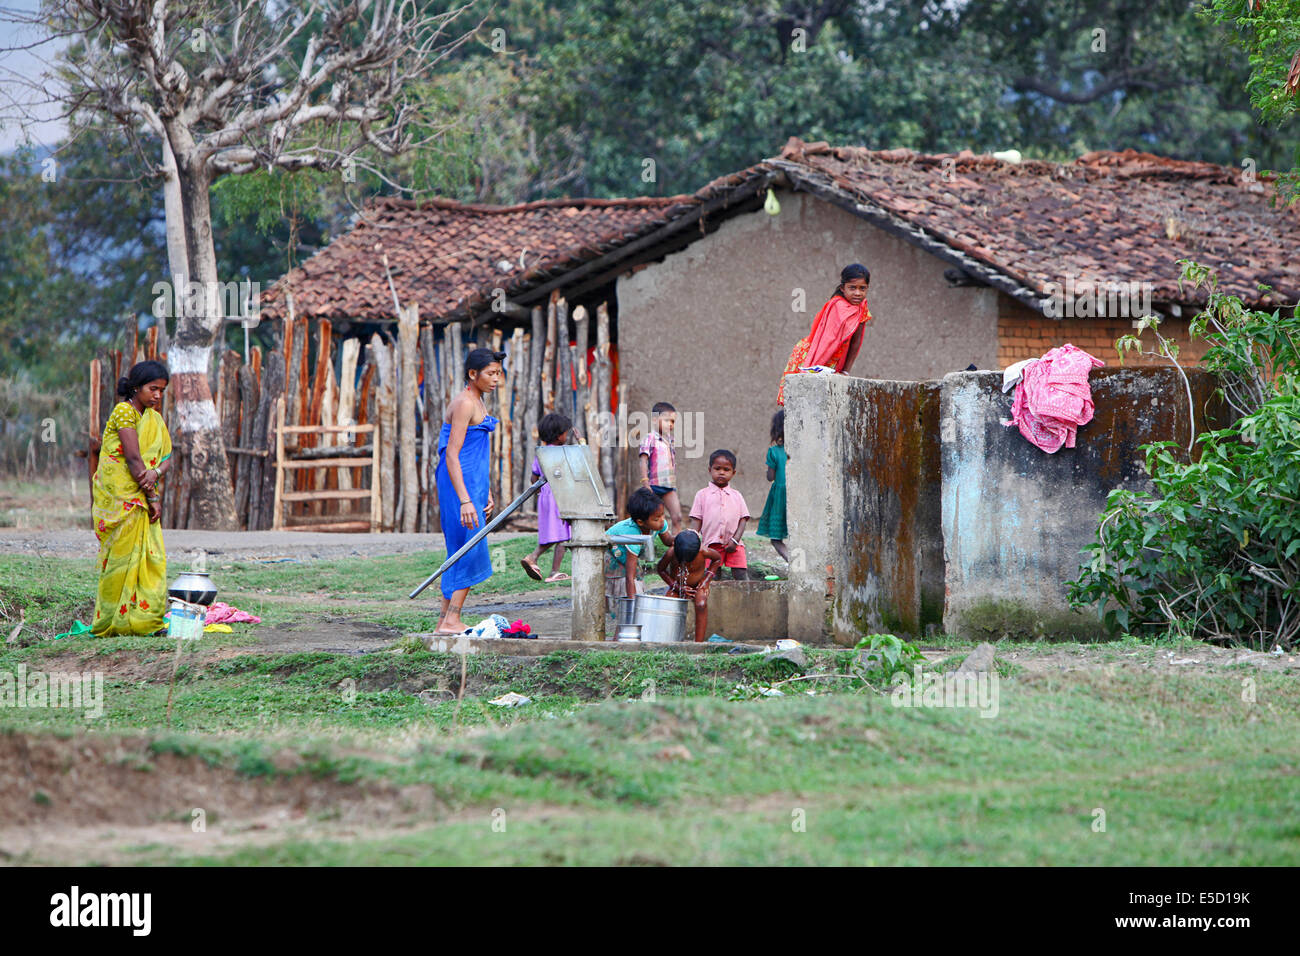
[595,303,615,497]
[337,338,360,515]
[509,326,527,502]
[573,305,590,442]
[233,364,258,521]
[254,351,285,530]
[398,305,419,533]
[543,295,557,412]
[556,298,573,427]
[420,325,440,532]
[160,137,188,332]
[525,307,544,514]
[166,146,236,529]
[372,334,398,532]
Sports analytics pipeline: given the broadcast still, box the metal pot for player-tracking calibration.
[168,571,218,607]
[615,623,643,642]
[615,597,638,628]
[633,594,689,643]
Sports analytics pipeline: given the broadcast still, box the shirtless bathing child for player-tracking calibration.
[656,529,723,643]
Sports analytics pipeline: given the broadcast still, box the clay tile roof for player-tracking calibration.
[260,191,723,322]
[264,139,1299,322]
[771,138,1300,309]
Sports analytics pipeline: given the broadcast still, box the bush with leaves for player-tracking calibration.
[1068,263,1300,649]
[849,634,925,685]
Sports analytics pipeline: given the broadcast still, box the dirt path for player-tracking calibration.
[0,529,536,560]
[215,586,576,650]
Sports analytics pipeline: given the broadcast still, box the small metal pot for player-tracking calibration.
[615,623,643,642]
[168,571,218,607]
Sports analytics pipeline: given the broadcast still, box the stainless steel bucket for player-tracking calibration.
[633,593,689,643]
[615,597,637,628]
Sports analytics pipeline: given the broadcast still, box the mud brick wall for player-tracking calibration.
[997,297,1213,369]
[785,374,944,645]
[940,367,1231,640]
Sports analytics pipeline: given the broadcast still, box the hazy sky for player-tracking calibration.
[0,1,70,152]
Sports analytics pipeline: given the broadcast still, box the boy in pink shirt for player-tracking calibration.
[688,449,750,581]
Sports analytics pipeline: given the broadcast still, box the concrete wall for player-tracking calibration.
[616,191,998,510]
[940,367,1230,640]
[783,373,944,646]
[689,580,789,642]
[783,365,1229,644]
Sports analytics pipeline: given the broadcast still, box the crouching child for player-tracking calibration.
[605,487,674,604]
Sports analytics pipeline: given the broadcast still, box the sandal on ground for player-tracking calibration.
[545,572,570,583]
[431,627,471,636]
[520,558,544,581]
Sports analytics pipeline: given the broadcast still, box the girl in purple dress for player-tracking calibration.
[521,413,574,584]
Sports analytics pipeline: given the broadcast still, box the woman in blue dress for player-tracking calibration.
[433,347,504,634]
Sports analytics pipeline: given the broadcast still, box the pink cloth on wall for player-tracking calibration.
[1003,344,1105,453]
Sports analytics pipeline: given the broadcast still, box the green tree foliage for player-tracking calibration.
[455,0,1291,197]
[2,0,1292,388]
[1204,0,1300,201]
[0,133,164,383]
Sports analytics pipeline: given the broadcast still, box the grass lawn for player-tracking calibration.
[1,551,1297,865]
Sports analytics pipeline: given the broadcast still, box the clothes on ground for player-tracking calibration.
[434,414,498,599]
[532,456,572,546]
[638,431,677,489]
[466,613,510,640]
[690,483,751,566]
[92,402,171,636]
[500,619,533,638]
[53,620,93,640]
[778,294,872,405]
[756,444,788,540]
[1003,344,1105,453]
[204,602,262,625]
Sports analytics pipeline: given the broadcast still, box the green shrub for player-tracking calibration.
[850,633,924,684]
[1069,262,1300,649]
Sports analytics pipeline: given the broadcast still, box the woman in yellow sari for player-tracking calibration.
[91,361,172,636]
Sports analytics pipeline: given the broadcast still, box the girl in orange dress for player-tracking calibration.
[777,263,872,406]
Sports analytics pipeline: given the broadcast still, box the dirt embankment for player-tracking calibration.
[0,731,428,830]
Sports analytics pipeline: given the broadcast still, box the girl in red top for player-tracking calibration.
[777,263,872,406]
